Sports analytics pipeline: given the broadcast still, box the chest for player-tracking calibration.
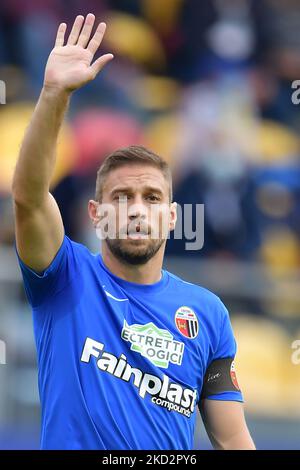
[64,277,217,393]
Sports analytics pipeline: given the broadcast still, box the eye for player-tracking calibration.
[114,194,129,202]
[146,194,161,202]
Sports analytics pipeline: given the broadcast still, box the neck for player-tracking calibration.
[101,243,165,284]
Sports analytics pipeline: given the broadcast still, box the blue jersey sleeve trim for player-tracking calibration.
[203,391,244,402]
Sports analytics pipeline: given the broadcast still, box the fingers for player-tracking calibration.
[89,53,114,78]
[77,13,95,48]
[87,22,106,56]
[56,14,109,55]
[67,15,84,45]
[55,23,67,47]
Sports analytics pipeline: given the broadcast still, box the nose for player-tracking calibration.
[128,206,147,221]
[128,195,147,221]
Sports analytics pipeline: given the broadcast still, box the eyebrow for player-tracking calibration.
[110,186,165,197]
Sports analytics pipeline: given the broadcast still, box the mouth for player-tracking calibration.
[127,233,149,240]
[127,224,149,240]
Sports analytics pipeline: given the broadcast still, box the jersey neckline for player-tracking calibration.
[97,254,169,294]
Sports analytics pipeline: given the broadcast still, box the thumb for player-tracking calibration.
[89,53,114,78]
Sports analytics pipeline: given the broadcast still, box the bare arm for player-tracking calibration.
[12,14,113,272]
[200,400,256,450]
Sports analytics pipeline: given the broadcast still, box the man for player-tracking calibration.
[12,14,255,450]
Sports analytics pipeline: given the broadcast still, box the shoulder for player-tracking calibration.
[166,270,222,304]
[64,235,99,261]
[166,270,228,320]
[50,235,101,277]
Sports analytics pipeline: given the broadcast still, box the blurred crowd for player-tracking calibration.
[0,0,300,278]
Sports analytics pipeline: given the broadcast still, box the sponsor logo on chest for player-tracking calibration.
[121,320,185,369]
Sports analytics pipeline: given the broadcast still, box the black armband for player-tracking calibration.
[200,357,240,399]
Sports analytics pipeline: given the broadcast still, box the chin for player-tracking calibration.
[106,238,164,266]
[122,244,152,260]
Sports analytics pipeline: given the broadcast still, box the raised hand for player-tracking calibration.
[44,14,114,93]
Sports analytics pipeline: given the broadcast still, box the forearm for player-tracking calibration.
[12,86,71,207]
[201,400,256,451]
[213,427,256,450]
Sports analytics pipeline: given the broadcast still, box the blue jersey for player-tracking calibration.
[16,235,243,450]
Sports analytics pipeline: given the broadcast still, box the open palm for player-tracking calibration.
[44,14,114,92]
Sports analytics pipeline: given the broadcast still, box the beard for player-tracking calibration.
[105,236,165,265]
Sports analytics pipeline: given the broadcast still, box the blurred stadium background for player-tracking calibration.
[0,0,300,450]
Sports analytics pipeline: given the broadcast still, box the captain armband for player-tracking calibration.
[200,357,241,399]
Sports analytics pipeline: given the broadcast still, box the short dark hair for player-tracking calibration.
[95,145,173,202]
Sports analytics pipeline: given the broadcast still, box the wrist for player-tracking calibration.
[41,84,72,101]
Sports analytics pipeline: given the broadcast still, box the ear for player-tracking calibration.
[88,200,100,227]
[169,201,177,232]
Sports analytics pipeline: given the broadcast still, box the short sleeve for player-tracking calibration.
[15,235,78,308]
[201,301,244,403]
[214,303,238,360]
